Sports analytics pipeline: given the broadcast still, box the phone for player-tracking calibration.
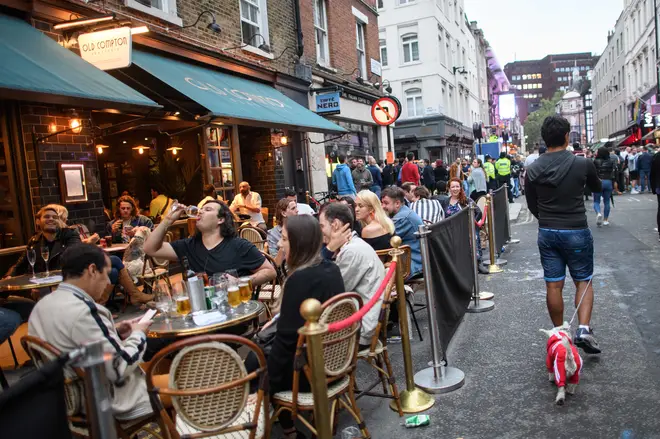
[138,309,157,324]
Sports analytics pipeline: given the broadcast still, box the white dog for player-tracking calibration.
[539,322,583,405]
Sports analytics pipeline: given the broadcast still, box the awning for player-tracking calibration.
[641,128,659,141]
[0,14,158,111]
[615,134,637,147]
[131,50,346,134]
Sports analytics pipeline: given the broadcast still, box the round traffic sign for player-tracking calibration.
[371,97,401,126]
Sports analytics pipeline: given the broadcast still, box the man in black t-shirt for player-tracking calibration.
[144,200,276,284]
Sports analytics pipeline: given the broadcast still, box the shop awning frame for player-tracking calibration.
[0,14,159,112]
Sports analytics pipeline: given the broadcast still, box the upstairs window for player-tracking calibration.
[402,33,419,63]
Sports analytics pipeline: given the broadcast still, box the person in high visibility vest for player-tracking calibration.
[483,155,497,191]
[496,152,514,203]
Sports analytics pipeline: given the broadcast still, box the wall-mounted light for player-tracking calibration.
[130,26,149,35]
[53,14,115,30]
[280,135,289,146]
[167,146,183,155]
[48,123,58,133]
[180,11,221,34]
[96,144,110,154]
[132,145,149,155]
[69,118,82,134]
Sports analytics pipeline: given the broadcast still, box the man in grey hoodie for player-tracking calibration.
[525,115,603,354]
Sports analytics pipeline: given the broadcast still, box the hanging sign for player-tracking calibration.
[371,97,401,126]
[78,27,132,70]
[315,91,341,115]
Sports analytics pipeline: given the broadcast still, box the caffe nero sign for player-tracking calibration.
[78,27,132,71]
[315,92,341,115]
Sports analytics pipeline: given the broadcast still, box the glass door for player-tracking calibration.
[206,126,236,202]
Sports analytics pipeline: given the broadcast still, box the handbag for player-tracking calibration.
[254,321,277,356]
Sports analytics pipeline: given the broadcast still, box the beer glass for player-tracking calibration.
[225,274,240,314]
[238,277,252,311]
[172,281,192,325]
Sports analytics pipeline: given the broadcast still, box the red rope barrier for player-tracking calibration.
[475,204,488,228]
[327,261,397,333]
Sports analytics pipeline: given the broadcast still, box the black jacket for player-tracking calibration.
[650,153,660,193]
[6,228,81,277]
[525,150,602,229]
[593,156,617,180]
[422,166,435,188]
[382,164,395,187]
[434,166,449,182]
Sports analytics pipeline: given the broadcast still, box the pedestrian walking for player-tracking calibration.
[483,155,497,191]
[650,149,660,241]
[525,115,602,354]
[467,158,488,201]
[401,152,420,185]
[331,154,357,198]
[434,159,448,183]
[421,159,435,193]
[637,145,654,193]
[592,147,617,227]
[367,156,383,198]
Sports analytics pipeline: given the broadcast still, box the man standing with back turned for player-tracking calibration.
[525,115,603,354]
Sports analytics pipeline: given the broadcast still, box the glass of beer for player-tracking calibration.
[238,277,252,305]
[172,281,192,325]
[227,285,241,314]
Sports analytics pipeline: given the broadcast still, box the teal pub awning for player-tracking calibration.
[0,14,158,111]
[132,50,346,134]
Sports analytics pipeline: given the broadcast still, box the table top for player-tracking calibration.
[148,300,264,338]
[0,271,63,292]
[102,243,129,253]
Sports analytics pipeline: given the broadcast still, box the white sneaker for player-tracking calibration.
[596,213,603,227]
[603,221,610,226]
[631,190,640,195]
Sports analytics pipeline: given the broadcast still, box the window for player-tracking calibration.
[124,0,181,25]
[240,0,270,48]
[356,22,367,78]
[380,39,388,67]
[538,73,542,79]
[314,0,329,65]
[445,33,451,67]
[438,33,445,66]
[522,74,528,80]
[405,88,424,117]
[378,0,384,8]
[402,33,419,63]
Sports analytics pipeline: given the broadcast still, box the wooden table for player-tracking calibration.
[148,300,264,338]
[0,271,63,294]
[102,243,129,254]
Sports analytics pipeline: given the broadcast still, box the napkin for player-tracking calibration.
[192,311,227,326]
[33,275,63,284]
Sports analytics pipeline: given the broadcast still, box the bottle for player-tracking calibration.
[183,257,207,312]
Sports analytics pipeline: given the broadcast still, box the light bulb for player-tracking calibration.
[172,148,178,155]
[138,147,144,154]
[281,135,288,145]
[97,146,103,154]
[69,118,82,134]
[49,123,57,133]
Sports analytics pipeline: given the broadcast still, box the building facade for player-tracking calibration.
[377,0,484,162]
[505,53,599,120]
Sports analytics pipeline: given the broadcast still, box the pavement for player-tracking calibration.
[509,202,522,222]
[338,193,660,439]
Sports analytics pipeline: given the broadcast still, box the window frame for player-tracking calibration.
[239,0,270,50]
[314,0,330,66]
[356,21,368,79]
[380,38,388,67]
[401,32,420,64]
[124,0,182,26]
[405,87,424,118]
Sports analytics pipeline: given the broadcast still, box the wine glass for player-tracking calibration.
[40,246,50,277]
[26,248,36,280]
[153,284,173,324]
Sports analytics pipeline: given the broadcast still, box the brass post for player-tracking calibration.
[389,236,435,412]
[298,299,332,439]
[486,194,503,274]
[305,190,310,205]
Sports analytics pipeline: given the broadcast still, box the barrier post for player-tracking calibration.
[485,194,504,274]
[389,236,435,412]
[413,227,466,394]
[504,184,520,244]
[305,190,310,206]
[467,203,494,313]
[299,299,332,439]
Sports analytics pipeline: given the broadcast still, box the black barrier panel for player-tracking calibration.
[493,186,509,251]
[426,207,475,355]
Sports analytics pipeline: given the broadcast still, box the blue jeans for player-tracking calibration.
[538,228,594,282]
[109,255,124,285]
[639,169,651,192]
[369,185,381,198]
[593,179,613,219]
[513,177,520,197]
[0,307,21,344]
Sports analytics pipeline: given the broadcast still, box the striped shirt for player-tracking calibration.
[410,198,444,224]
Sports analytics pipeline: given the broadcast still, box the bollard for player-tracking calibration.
[305,190,310,206]
[466,203,495,313]
[504,184,521,244]
[413,227,466,394]
[485,194,504,274]
[299,299,332,439]
[389,236,435,412]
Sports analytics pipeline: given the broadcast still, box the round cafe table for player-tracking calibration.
[148,300,265,338]
[0,271,63,295]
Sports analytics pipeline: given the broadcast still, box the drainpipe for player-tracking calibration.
[293,0,304,58]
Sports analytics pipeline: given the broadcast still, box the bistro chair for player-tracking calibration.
[355,271,403,416]
[20,335,161,439]
[139,231,173,294]
[239,225,268,252]
[255,251,283,317]
[375,246,424,341]
[260,207,269,226]
[271,293,370,438]
[145,334,270,439]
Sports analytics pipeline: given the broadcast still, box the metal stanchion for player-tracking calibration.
[467,204,494,313]
[484,194,504,274]
[305,190,310,206]
[482,190,508,267]
[412,228,465,394]
[299,299,332,439]
[504,184,520,244]
[76,340,117,439]
[390,237,435,411]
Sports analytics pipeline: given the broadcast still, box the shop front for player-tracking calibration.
[392,115,474,163]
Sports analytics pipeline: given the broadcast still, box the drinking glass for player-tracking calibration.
[172,281,192,325]
[341,427,361,439]
[26,248,36,280]
[153,285,173,324]
[40,246,50,277]
[238,277,252,310]
[212,274,228,313]
[171,200,199,217]
[225,274,240,315]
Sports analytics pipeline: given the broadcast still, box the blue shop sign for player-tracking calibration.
[315,92,341,115]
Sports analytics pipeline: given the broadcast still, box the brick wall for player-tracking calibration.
[21,105,106,234]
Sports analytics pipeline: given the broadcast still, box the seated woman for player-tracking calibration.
[355,190,395,251]
[107,195,154,244]
[249,215,344,439]
[267,198,298,266]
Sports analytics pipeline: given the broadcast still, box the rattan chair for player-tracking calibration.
[271,293,370,438]
[239,225,268,252]
[145,334,270,439]
[255,252,283,317]
[355,270,403,416]
[20,335,161,439]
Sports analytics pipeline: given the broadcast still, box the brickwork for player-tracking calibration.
[20,105,106,234]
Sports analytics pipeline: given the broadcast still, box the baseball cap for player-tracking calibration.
[539,146,548,154]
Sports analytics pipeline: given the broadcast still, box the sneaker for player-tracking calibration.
[574,327,601,354]
[631,190,639,195]
[603,221,610,226]
[596,213,603,227]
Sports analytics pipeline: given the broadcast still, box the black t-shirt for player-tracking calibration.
[170,234,265,277]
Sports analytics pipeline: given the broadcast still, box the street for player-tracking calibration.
[346,194,660,439]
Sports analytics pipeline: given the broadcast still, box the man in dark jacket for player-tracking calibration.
[525,115,602,354]
[650,149,660,241]
[382,161,395,187]
[421,159,435,193]
[637,145,654,193]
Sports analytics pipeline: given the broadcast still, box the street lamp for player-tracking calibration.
[453,66,468,75]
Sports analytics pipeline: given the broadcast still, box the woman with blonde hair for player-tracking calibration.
[355,190,395,250]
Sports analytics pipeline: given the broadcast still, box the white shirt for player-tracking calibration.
[231,192,265,226]
[297,203,315,215]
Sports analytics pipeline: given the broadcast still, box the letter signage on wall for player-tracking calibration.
[78,27,132,70]
[315,91,341,115]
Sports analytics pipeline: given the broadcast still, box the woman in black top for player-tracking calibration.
[592,146,617,226]
[355,190,395,251]
[251,215,344,439]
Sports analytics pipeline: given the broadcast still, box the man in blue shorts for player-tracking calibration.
[525,115,603,354]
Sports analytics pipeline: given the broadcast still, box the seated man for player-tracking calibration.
[28,244,161,421]
[401,182,416,206]
[5,205,81,278]
[148,187,173,222]
[198,183,223,209]
[409,186,444,224]
[284,188,315,215]
[230,181,267,230]
[108,195,154,244]
[144,200,276,284]
[319,203,385,349]
[381,186,424,278]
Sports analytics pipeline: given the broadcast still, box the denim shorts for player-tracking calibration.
[537,228,594,282]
